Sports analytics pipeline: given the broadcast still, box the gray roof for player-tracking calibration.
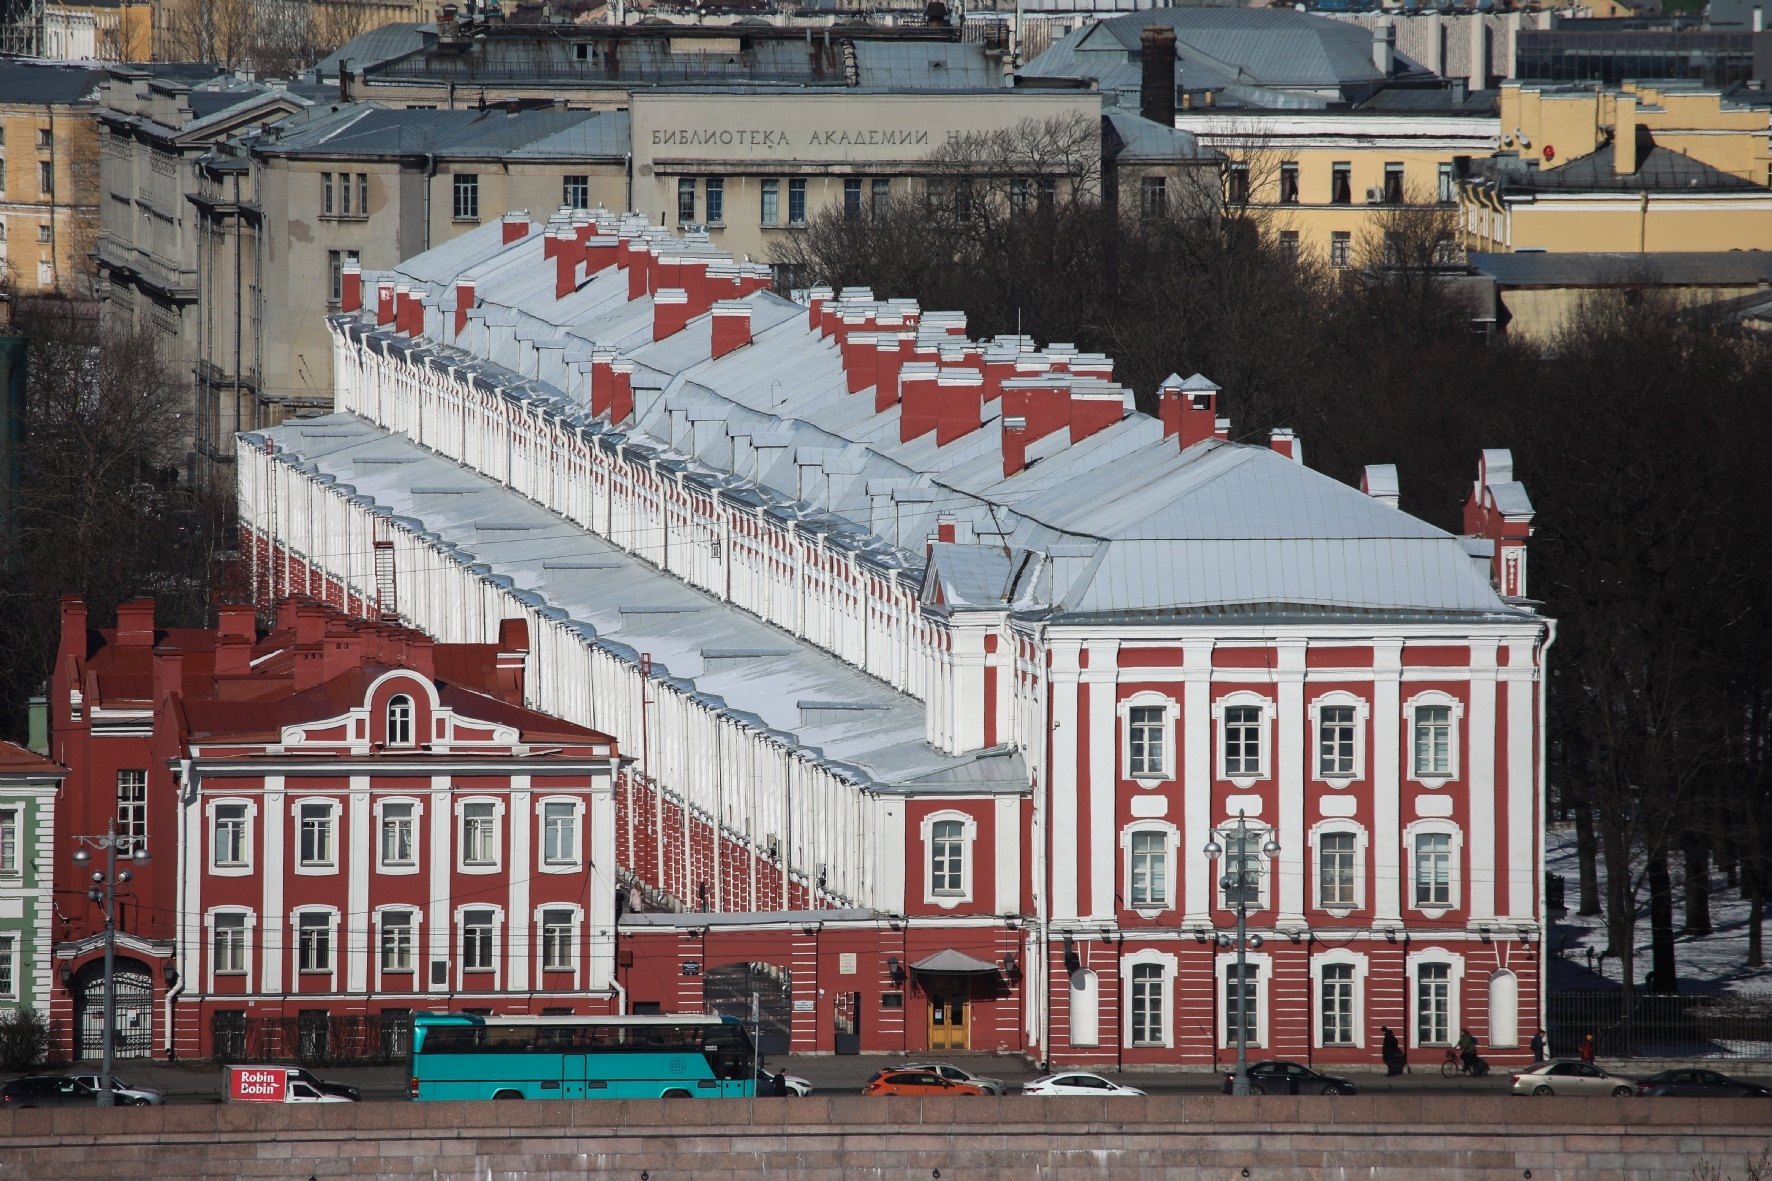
[1103,109,1216,163]
[1471,251,1772,288]
[315,22,435,79]
[851,40,1003,90]
[257,105,626,160]
[0,62,103,105]
[1476,136,1765,194]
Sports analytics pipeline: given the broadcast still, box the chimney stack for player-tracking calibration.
[899,364,940,442]
[609,358,635,424]
[1140,25,1177,127]
[501,212,530,244]
[807,285,833,330]
[589,350,616,418]
[875,333,912,412]
[555,235,580,299]
[1361,463,1400,509]
[115,598,155,647]
[1463,448,1535,599]
[711,301,752,359]
[1372,22,1396,76]
[1268,427,1302,464]
[1160,372,1220,448]
[653,287,691,340]
[1069,389,1123,442]
[341,262,362,312]
[454,279,475,336]
[376,282,395,326]
[1613,93,1639,176]
[1001,415,1028,478]
[935,368,984,445]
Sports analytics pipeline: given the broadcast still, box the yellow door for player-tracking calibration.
[926,977,969,1052]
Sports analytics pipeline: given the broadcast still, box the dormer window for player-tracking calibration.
[388,695,414,746]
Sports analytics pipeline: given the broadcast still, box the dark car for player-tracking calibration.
[1223,1060,1357,1096]
[1635,1069,1772,1098]
[289,1066,360,1102]
[0,1076,102,1108]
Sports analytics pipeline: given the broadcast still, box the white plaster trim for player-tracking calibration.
[535,795,585,874]
[290,797,341,876]
[1120,820,1180,913]
[205,797,257,877]
[1213,690,1273,790]
[454,795,506,876]
[1307,817,1368,915]
[1403,690,1465,789]
[1308,690,1370,787]
[1404,818,1464,917]
[920,808,977,909]
[1117,690,1179,784]
[373,795,424,876]
[1119,947,1178,1049]
[1311,947,1369,1049]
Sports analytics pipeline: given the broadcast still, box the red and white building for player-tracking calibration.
[48,598,621,1061]
[218,206,1552,1071]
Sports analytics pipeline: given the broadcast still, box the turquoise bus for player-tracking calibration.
[407,1012,758,1101]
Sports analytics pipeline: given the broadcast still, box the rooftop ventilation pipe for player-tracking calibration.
[1361,463,1400,509]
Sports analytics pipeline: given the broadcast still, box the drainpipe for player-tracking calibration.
[424,153,437,252]
[163,759,194,1059]
[1535,620,1558,1043]
[624,151,633,214]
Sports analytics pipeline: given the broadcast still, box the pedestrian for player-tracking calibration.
[1381,1026,1404,1077]
[1456,1028,1486,1077]
[1530,1028,1546,1064]
[1579,1034,1596,1064]
[772,1069,789,1097]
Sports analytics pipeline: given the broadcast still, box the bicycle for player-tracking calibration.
[1441,1048,1489,1078]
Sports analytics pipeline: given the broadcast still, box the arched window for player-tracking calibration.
[387,694,414,746]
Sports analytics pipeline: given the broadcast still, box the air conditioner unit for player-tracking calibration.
[1365,186,1386,204]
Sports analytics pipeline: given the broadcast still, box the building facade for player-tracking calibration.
[232,206,1551,1070]
[0,63,103,299]
[47,596,622,1062]
[0,743,65,1023]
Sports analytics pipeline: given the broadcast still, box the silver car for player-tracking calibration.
[900,1062,1007,1096]
[69,1074,164,1106]
[1510,1060,1635,1097]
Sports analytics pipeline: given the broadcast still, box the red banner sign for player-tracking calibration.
[229,1067,288,1103]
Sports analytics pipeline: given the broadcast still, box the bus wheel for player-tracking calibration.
[661,1089,692,1099]
[493,1090,525,1100]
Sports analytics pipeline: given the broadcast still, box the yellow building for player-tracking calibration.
[0,63,101,299]
[1459,82,1772,254]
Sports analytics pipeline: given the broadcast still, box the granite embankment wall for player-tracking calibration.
[2,1095,1769,1180]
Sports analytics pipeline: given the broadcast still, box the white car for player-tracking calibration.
[755,1068,814,1097]
[900,1062,1008,1096]
[1510,1060,1636,1098]
[1022,1073,1145,1097]
[69,1074,163,1106]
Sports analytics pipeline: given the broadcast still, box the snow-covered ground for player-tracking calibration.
[1546,825,1772,994]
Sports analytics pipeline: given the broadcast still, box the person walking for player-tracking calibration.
[1579,1034,1596,1064]
[1530,1028,1547,1064]
[1381,1026,1405,1076]
[772,1069,789,1097]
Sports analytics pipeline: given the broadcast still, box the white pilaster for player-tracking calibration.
[1506,641,1538,922]
[587,766,618,991]
[1181,640,1215,926]
[508,776,531,991]
[1372,641,1404,928]
[1085,639,1120,921]
[261,776,285,992]
[1276,642,1307,930]
[1049,640,1082,923]
[1467,640,1498,925]
[994,795,1020,915]
[428,774,452,994]
[346,776,371,993]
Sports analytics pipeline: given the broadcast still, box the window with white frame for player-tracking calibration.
[1321,963,1355,1044]
[387,694,415,746]
[213,803,249,868]
[0,935,13,998]
[1318,705,1356,776]
[930,820,964,895]
[1219,824,1272,911]
[380,802,415,868]
[1214,695,1272,786]
[1128,706,1165,776]
[1417,963,1452,1045]
[0,807,16,874]
[1405,693,1463,785]
[1225,962,1259,1046]
[116,770,147,851]
[297,912,332,972]
[1129,963,1164,1045]
[213,913,248,973]
[542,801,577,865]
[462,909,496,970]
[460,802,499,869]
[540,909,575,971]
[1319,832,1356,908]
[1128,830,1168,908]
[1415,832,1452,907]
[298,802,335,868]
[381,910,415,972]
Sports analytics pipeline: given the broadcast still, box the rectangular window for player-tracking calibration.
[1279,163,1299,204]
[541,909,574,970]
[357,173,368,216]
[930,819,964,895]
[213,913,247,973]
[1415,833,1452,906]
[381,802,415,866]
[1321,964,1354,1045]
[1009,177,1029,213]
[39,160,53,195]
[704,177,724,225]
[1330,231,1351,269]
[1227,163,1249,205]
[870,177,891,225]
[1278,229,1299,264]
[299,804,334,867]
[462,909,495,970]
[1331,163,1352,205]
[760,178,780,225]
[1383,162,1405,204]
[327,249,357,304]
[843,177,863,221]
[677,177,696,224]
[0,808,15,874]
[214,804,248,866]
[1128,706,1166,776]
[788,178,807,225]
[0,936,13,998]
[1223,706,1262,776]
[1129,963,1164,1045]
[1319,833,1356,907]
[543,802,576,864]
[462,803,497,866]
[298,913,331,972]
[563,174,589,210]
[36,128,50,148]
[117,770,147,851]
[322,171,334,215]
[1417,964,1450,1044]
[1225,963,1257,1046]
[381,911,414,971]
[340,170,352,216]
[452,174,479,221]
[1141,175,1167,218]
[1129,831,1168,907]
[1414,705,1453,775]
[1438,161,1455,204]
[1318,705,1356,776]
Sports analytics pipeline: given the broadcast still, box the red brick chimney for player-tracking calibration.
[394,286,413,334]
[115,599,156,647]
[1268,427,1302,463]
[1002,378,1071,445]
[152,645,183,707]
[653,288,691,340]
[628,244,653,301]
[1161,373,1221,448]
[543,227,562,260]
[214,604,255,679]
[711,301,752,359]
[585,235,619,276]
[59,597,87,661]
[935,368,984,445]
[807,285,832,330]
[341,263,362,312]
[555,238,580,299]
[610,359,635,424]
[590,351,615,418]
[1463,448,1535,598]
[1002,415,1029,478]
[899,364,940,442]
[376,282,395,326]
[454,280,475,336]
[843,332,877,395]
[1069,389,1123,442]
[875,333,911,413]
[501,212,529,244]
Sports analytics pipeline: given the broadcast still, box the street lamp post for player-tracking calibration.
[72,821,150,1108]
[1204,816,1280,1098]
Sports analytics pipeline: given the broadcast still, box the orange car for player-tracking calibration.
[863,1069,987,1097]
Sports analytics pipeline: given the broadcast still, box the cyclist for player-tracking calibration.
[1456,1028,1487,1077]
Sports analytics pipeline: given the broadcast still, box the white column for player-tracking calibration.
[261,776,285,993]
[346,776,371,993]
[1276,642,1307,931]
[428,775,452,995]
[1049,640,1082,923]
[1467,640,1498,926]
[1181,640,1215,926]
[508,776,531,992]
[587,765,618,991]
[1373,641,1404,928]
[994,795,1020,916]
[1505,640,1538,923]
[875,796,906,916]
[951,621,988,754]
[1085,638,1120,922]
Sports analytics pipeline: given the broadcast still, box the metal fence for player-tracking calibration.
[1547,990,1772,1060]
[211,1011,412,1067]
